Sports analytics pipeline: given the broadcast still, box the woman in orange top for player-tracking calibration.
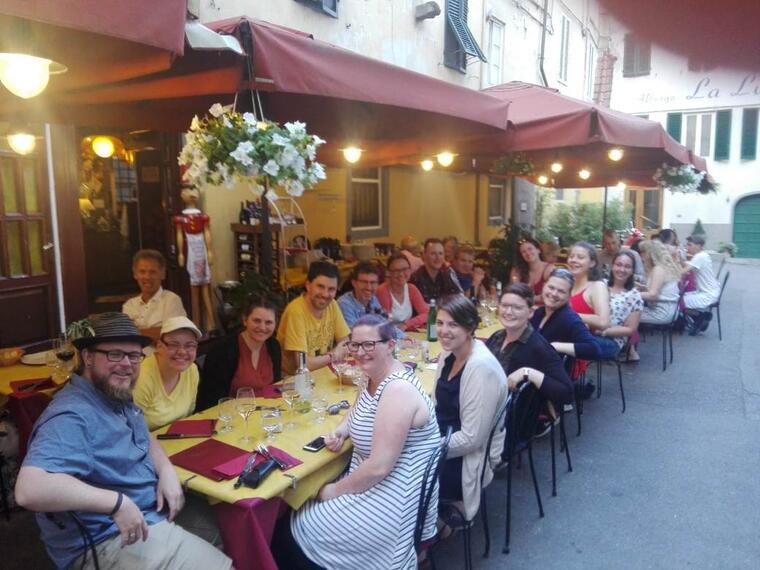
[196,297,282,410]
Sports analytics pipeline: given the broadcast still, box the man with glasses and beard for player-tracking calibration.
[15,312,231,570]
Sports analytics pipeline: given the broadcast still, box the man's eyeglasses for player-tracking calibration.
[163,342,199,353]
[346,339,390,353]
[90,349,145,364]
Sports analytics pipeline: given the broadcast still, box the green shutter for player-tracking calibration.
[666,113,682,142]
[714,109,732,161]
[741,108,758,160]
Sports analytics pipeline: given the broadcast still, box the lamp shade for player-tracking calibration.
[0,53,66,99]
[7,131,36,155]
[342,147,362,163]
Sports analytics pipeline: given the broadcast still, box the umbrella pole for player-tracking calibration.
[602,185,609,233]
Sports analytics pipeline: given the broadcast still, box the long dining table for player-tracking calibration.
[155,322,502,569]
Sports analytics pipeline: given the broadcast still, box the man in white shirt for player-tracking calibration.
[682,235,720,334]
[123,250,187,341]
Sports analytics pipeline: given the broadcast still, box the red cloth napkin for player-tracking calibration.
[165,419,216,436]
[11,377,56,394]
[170,439,249,481]
[212,446,303,478]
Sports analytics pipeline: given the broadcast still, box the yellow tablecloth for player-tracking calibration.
[156,321,502,508]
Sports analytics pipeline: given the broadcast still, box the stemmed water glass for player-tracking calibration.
[281,380,300,430]
[260,407,282,443]
[217,397,234,433]
[235,387,257,445]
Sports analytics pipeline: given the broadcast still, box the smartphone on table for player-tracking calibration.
[303,436,326,452]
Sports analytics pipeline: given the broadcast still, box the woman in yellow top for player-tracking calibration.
[133,316,201,430]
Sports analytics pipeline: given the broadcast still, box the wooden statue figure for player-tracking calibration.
[173,188,216,332]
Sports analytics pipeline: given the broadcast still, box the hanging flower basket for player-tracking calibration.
[491,152,536,176]
[653,163,717,194]
[178,104,327,199]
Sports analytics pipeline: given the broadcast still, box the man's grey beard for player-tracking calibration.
[91,372,135,401]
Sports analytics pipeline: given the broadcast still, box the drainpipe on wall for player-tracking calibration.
[44,123,66,332]
[538,0,549,87]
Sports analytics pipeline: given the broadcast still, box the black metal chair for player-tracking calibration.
[503,382,545,554]
[548,405,573,497]
[716,256,727,280]
[708,271,730,341]
[592,340,631,413]
[415,426,452,570]
[638,284,687,371]
[436,397,509,569]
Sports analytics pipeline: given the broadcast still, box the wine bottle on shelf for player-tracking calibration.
[426,299,438,342]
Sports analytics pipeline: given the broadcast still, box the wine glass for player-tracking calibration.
[311,395,328,424]
[281,381,300,430]
[235,387,257,445]
[55,335,76,379]
[46,339,65,382]
[217,397,234,433]
[351,367,368,392]
[260,407,282,443]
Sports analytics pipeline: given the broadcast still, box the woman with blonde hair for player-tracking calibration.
[638,239,682,325]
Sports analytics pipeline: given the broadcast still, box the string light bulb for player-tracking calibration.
[550,161,563,173]
[342,147,362,163]
[616,181,627,191]
[436,152,455,167]
[578,168,591,180]
[608,148,624,162]
[537,174,549,186]
[421,159,434,171]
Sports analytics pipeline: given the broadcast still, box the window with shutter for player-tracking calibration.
[444,0,487,73]
[487,177,507,225]
[293,0,337,18]
[714,109,732,161]
[741,108,758,160]
[666,113,683,142]
[349,167,388,239]
[623,34,651,77]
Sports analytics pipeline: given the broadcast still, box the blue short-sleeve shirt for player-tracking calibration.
[23,375,165,569]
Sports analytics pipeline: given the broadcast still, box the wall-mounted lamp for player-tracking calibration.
[0,53,67,99]
[342,147,363,163]
[7,130,36,155]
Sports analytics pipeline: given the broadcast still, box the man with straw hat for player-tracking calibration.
[15,312,231,569]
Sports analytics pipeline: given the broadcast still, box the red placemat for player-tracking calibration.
[170,439,249,481]
[213,446,302,478]
[11,377,56,394]
[165,419,216,436]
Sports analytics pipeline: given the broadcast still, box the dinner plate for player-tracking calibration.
[21,351,50,366]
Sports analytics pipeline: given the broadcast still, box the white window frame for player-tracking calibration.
[349,167,385,236]
[684,112,714,158]
[487,177,508,225]
[558,14,570,83]
[487,18,505,87]
[585,37,597,101]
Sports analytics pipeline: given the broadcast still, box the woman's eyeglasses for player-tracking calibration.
[346,339,390,353]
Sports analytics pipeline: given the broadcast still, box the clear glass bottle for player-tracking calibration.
[294,352,312,413]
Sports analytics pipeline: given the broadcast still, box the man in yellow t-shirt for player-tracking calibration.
[278,261,350,375]
[133,316,201,430]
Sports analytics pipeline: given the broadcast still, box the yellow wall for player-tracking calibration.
[202,167,508,283]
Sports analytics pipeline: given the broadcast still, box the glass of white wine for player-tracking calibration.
[235,387,257,445]
[311,395,328,424]
[282,387,300,430]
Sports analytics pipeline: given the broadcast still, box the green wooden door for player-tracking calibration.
[733,194,760,258]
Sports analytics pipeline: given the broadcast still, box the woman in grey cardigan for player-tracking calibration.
[434,295,508,522]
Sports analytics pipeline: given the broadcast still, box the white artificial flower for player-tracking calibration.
[271,133,290,147]
[278,145,299,167]
[312,135,326,146]
[284,121,306,135]
[286,179,305,196]
[222,116,232,128]
[265,189,279,201]
[310,162,326,180]
[243,112,257,126]
[209,103,225,118]
[263,159,280,176]
[230,141,254,166]
[190,115,201,132]
[305,144,317,160]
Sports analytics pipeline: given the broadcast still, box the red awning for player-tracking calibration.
[0,0,187,55]
[440,82,708,188]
